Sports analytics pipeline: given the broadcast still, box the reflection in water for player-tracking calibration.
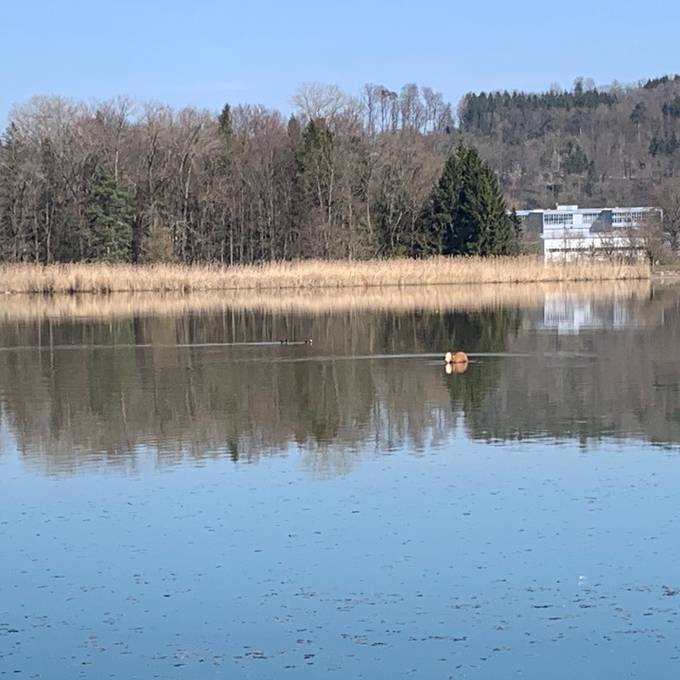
[0,282,678,475]
[3,282,680,680]
[0,279,652,321]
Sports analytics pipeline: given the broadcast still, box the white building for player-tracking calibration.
[515,205,661,260]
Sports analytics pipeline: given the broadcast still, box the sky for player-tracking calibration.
[1,0,679,124]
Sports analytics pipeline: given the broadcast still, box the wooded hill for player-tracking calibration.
[461,75,680,208]
[1,76,679,264]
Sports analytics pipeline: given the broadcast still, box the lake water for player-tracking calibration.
[2,283,680,679]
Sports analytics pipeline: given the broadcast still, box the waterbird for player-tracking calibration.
[280,338,312,345]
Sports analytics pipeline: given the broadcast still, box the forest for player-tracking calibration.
[1,75,680,264]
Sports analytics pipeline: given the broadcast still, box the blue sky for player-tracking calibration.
[1,0,678,124]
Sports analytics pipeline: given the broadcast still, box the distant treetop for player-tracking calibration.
[460,80,618,134]
[643,75,680,90]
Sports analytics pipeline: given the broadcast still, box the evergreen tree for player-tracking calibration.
[217,103,233,141]
[217,103,234,172]
[455,145,491,254]
[426,143,517,256]
[216,102,235,264]
[426,146,462,253]
[83,163,133,262]
[473,159,518,255]
[563,142,590,174]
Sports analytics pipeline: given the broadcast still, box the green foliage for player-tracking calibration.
[460,83,617,135]
[662,96,680,118]
[301,119,335,203]
[563,142,590,174]
[649,135,680,156]
[217,103,233,141]
[83,163,133,262]
[643,74,680,90]
[302,118,333,157]
[428,150,463,252]
[216,103,234,178]
[425,143,518,256]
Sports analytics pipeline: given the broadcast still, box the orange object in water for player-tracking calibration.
[444,350,468,364]
[445,361,468,375]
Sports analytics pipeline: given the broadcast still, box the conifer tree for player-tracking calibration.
[217,103,234,173]
[425,143,517,256]
[473,159,518,256]
[454,145,488,254]
[216,102,235,264]
[83,163,133,262]
[217,103,233,142]
[428,145,462,253]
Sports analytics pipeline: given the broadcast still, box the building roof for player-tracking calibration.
[515,205,659,217]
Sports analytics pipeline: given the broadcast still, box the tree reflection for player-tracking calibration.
[0,287,678,476]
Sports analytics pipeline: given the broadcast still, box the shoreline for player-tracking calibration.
[0,257,651,295]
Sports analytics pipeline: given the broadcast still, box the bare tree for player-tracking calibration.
[291,83,356,121]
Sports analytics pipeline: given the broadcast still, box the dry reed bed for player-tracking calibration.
[0,257,650,295]
[0,281,652,323]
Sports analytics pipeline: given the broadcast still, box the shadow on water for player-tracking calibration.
[0,281,679,475]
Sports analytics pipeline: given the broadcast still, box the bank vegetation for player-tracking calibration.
[0,257,650,295]
[3,77,680,268]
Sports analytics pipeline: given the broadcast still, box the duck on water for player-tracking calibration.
[279,339,313,345]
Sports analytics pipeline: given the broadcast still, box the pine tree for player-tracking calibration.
[83,163,133,262]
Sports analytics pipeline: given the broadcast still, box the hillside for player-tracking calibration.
[461,75,680,209]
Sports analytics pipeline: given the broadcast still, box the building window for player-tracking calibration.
[611,211,645,226]
[544,213,573,226]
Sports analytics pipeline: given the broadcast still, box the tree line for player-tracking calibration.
[2,76,680,264]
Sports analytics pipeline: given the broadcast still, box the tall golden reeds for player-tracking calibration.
[0,257,650,295]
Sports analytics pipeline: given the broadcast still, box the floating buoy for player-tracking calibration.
[444,350,468,364]
[445,361,468,375]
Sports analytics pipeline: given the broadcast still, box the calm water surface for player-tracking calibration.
[2,285,680,679]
